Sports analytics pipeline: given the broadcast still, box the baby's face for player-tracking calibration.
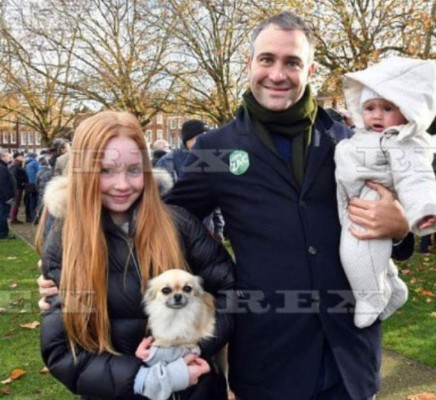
[362,99,408,133]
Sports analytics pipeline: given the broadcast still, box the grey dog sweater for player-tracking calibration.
[134,346,200,400]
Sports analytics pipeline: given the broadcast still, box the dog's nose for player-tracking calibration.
[174,294,182,303]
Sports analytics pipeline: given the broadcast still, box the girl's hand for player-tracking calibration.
[135,337,154,360]
[184,354,210,386]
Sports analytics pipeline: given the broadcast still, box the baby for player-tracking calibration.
[335,57,436,328]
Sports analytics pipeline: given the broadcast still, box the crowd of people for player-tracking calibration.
[2,8,436,400]
[0,139,69,239]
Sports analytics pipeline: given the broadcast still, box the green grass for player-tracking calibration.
[382,244,436,367]
[0,239,77,399]
[0,237,434,398]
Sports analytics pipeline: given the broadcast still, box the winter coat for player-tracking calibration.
[0,160,15,202]
[165,105,414,400]
[343,57,436,140]
[36,166,53,200]
[338,57,436,234]
[25,157,39,184]
[333,57,436,329]
[40,177,235,400]
[9,161,28,190]
[54,152,69,177]
[155,149,190,183]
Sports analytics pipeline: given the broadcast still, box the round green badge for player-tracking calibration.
[229,150,250,175]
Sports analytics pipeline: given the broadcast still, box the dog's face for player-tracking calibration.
[145,269,204,310]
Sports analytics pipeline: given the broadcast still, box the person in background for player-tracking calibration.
[54,142,70,177]
[24,152,40,223]
[157,119,226,242]
[49,139,67,174]
[157,119,209,183]
[8,151,28,224]
[34,156,53,225]
[420,116,436,253]
[151,139,170,166]
[0,149,16,240]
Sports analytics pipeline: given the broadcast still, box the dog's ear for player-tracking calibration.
[192,275,205,295]
[202,291,215,313]
[144,281,157,304]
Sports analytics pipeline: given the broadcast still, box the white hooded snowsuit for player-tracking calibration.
[335,57,436,328]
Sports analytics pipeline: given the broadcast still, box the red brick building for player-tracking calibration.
[0,121,43,154]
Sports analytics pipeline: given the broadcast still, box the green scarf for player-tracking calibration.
[243,85,317,187]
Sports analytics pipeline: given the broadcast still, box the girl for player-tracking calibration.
[37,111,234,399]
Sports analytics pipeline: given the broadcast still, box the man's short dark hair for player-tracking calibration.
[250,11,315,61]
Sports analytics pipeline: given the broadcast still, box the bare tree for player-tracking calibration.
[307,0,435,95]
[156,0,256,125]
[1,0,433,131]
[0,4,76,145]
[10,0,176,127]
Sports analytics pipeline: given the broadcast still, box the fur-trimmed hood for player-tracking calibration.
[43,168,174,219]
[343,57,436,140]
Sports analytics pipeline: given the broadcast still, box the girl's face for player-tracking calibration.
[362,99,407,133]
[100,135,144,225]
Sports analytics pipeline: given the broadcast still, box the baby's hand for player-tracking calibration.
[135,336,154,360]
[184,354,210,386]
[419,216,436,230]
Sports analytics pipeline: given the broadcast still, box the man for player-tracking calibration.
[53,142,70,176]
[165,12,412,400]
[156,119,209,183]
[151,139,170,166]
[0,149,16,240]
[24,152,40,223]
[157,119,225,241]
[8,151,28,224]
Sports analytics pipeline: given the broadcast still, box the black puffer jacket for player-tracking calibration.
[40,206,235,400]
[9,161,28,190]
[0,160,15,201]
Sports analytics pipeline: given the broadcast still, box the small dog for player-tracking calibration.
[144,269,216,348]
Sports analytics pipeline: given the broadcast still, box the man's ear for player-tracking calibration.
[246,57,253,76]
[308,62,316,78]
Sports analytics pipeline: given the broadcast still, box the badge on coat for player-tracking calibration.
[229,150,250,175]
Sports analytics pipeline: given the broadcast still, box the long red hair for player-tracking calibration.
[38,111,186,354]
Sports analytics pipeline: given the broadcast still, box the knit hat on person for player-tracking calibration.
[360,87,382,109]
[181,120,209,146]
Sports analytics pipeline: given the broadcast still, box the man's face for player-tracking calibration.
[247,25,315,111]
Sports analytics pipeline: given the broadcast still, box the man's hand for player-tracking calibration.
[37,272,58,311]
[184,354,210,386]
[348,181,409,240]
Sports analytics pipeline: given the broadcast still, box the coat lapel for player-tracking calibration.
[302,121,338,196]
[232,107,339,196]
[235,109,298,190]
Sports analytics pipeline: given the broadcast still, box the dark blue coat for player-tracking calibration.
[0,160,15,202]
[166,106,413,400]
